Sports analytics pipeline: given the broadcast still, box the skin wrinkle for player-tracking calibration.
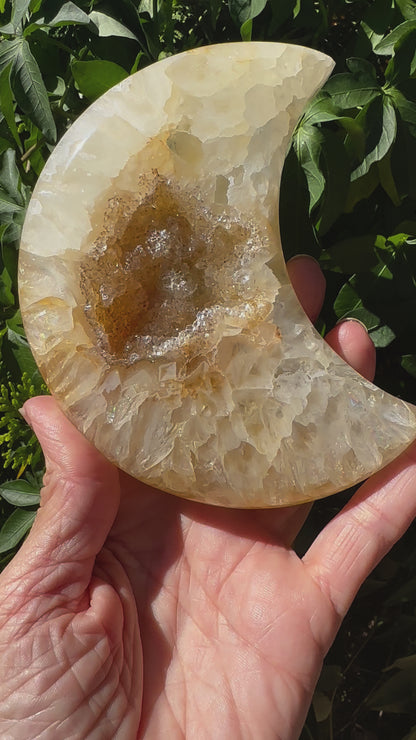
[161,535,326,732]
[85,672,122,731]
[165,560,311,740]
[166,646,188,737]
[142,685,185,740]
[147,568,261,738]
[0,570,138,739]
[83,559,142,733]
[214,540,261,595]
[272,671,313,740]
[4,555,93,617]
[2,642,54,691]
[351,495,397,536]
[308,493,406,621]
[53,637,129,737]
[180,667,236,740]
[306,598,339,661]
[24,565,91,610]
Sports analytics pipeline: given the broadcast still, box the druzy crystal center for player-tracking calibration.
[80,174,270,364]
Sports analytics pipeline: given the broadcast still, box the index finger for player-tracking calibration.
[286,254,326,323]
[303,440,416,618]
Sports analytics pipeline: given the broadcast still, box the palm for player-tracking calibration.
[108,479,336,738]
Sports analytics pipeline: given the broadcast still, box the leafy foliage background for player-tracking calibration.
[1,1,416,737]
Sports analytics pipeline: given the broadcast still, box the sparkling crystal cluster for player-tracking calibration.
[19,43,416,507]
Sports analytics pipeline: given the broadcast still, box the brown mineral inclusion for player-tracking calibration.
[80,174,266,364]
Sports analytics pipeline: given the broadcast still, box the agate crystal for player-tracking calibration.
[18,43,416,507]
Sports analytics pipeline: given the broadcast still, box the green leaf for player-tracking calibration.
[71,59,129,101]
[294,125,325,212]
[317,130,350,235]
[312,691,332,723]
[0,507,36,553]
[7,308,26,336]
[387,87,416,126]
[359,0,395,50]
[269,0,297,33]
[240,18,252,41]
[391,115,416,199]
[0,62,21,151]
[280,145,320,260]
[402,726,416,740]
[389,655,416,672]
[369,324,396,347]
[367,655,416,714]
[396,0,416,20]
[0,479,40,506]
[2,239,18,287]
[0,265,14,306]
[302,92,341,126]
[330,235,381,274]
[377,152,401,206]
[324,71,380,110]
[0,187,23,215]
[386,574,416,605]
[228,0,267,25]
[401,354,416,378]
[386,27,416,84]
[375,20,416,55]
[316,664,343,694]
[130,51,145,74]
[0,149,22,204]
[345,305,381,330]
[29,0,43,12]
[37,1,91,28]
[0,0,31,33]
[3,323,38,376]
[138,0,160,16]
[346,57,378,82]
[0,39,23,74]
[0,136,11,155]
[351,96,397,181]
[360,20,385,51]
[13,0,31,28]
[10,37,57,143]
[89,10,139,40]
[334,281,363,319]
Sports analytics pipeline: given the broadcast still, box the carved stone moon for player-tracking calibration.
[18,42,416,507]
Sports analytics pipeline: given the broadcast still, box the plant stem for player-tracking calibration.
[21,137,44,164]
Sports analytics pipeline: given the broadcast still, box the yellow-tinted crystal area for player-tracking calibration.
[80,174,272,364]
[18,42,416,507]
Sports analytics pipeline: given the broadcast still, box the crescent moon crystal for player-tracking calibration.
[18,42,416,507]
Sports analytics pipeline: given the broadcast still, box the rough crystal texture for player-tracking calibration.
[19,42,416,507]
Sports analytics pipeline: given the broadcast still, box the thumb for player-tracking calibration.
[4,396,120,599]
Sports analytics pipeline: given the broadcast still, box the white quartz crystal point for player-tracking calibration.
[19,42,416,508]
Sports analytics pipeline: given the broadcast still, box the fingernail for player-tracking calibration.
[336,317,369,334]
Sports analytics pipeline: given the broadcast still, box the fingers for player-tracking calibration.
[303,440,416,619]
[326,320,376,382]
[253,502,313,548]
[288,255,376,382]
[3,396,120,600]
[287,255,326,323]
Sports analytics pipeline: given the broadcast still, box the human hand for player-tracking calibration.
[0,257,415,740]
